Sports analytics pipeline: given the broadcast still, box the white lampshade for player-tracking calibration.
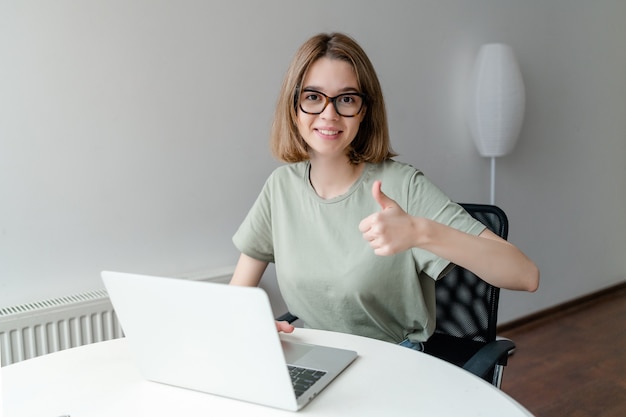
[468,44,525,157]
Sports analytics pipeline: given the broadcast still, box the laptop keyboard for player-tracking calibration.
[288,365,327,398]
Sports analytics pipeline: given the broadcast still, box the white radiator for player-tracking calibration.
[0,290,123,366]
[0,267,236,367]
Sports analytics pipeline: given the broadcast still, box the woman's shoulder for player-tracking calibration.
[265,161,309,185]
[371,159,424,179]
[364,159,435,200]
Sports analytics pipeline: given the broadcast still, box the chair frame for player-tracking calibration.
[422,203,514,388]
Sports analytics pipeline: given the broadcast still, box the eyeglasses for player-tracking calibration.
[297,88,366,117]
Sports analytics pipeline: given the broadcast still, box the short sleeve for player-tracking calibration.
[406,171,486,280]
[232,177,275,263]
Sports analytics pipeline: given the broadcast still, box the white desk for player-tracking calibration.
[2,328,532,416]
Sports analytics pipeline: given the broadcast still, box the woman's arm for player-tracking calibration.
[413,222,539,291]
[359,181,539,292]
[229,253,295,333]
[229,253,268,287]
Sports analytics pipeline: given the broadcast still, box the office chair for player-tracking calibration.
[277,203,515,388]
[421,203,514,388]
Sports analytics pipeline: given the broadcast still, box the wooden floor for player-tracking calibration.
[498,283,626,417]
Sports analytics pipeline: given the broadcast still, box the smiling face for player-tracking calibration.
[296,57,365,162]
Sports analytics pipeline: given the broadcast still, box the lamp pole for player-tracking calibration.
[490,157,496,205]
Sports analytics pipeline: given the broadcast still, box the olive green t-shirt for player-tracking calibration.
[233,160,485,343]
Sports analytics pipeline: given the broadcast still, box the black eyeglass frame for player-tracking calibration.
[296,88,367,118]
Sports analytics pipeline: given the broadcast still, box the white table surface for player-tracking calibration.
[1,328,533,416]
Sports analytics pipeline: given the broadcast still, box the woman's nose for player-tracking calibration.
[320,99,340,120]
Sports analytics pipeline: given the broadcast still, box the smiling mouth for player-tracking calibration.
[317,129,340,135]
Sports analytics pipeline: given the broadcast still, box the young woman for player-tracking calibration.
[230,32,539,348]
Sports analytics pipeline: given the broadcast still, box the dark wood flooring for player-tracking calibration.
[498,283,626,417]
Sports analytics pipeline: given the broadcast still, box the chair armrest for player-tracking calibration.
[276,312,299,324]
[462,339,516,379]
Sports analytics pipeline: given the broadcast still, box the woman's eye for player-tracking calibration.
[304,93,321,101]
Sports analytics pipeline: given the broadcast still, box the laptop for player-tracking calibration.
[101,271,357,411]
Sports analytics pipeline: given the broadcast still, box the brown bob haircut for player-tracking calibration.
[270,32,396,164]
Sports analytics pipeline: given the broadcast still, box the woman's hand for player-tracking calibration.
[359,180,417,256]
[276,320,295,333]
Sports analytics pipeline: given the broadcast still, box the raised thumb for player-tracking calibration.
[372,180,394,210]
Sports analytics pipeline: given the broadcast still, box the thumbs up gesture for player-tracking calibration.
[359,181,417,256]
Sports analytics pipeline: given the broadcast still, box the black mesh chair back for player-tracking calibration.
[422,203,514,387]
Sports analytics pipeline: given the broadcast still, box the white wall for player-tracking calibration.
[1,0,625,324]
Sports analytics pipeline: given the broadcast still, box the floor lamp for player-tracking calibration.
[467,44,525,205]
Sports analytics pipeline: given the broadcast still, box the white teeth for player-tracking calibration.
[319,129,339,135]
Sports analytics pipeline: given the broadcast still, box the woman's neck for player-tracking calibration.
[308,156,365,200]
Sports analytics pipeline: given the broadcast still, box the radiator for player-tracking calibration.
[0,290,123,367]
[0,268,236,367]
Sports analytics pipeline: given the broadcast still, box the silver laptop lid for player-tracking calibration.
[101,271,356,411]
